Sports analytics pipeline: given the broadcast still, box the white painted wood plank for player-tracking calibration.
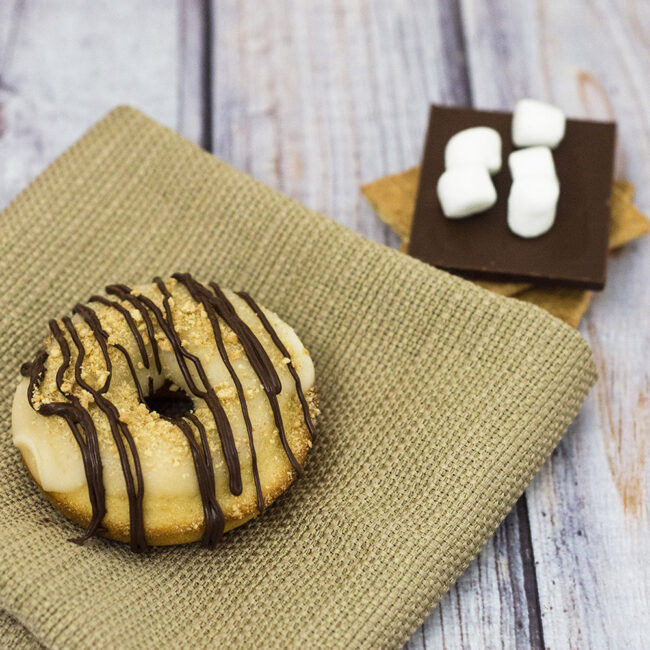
[0,0,202,211]
[0,1,202,642]
[212,2,540,648]
[178,0,209,147]
[7,2,642,647]
[212,0,474,246]
[461,1,650,647]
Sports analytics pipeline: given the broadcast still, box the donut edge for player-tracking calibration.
[21,387,319,547]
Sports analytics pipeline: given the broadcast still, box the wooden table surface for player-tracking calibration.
[1,2,648,648]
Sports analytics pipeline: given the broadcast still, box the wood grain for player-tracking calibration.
[1,1,648,647]
[178,0,210,147]
[0,0,201,211]
[0,2,199,641]
[461,1,650,647]
[210,2,544,647]
[211,0,477,246]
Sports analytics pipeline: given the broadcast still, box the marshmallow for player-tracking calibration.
[437,165,497,219]
[508,146,557,181]
[512,99,566,148]
[445,127,502,174]
[507,176,560,238]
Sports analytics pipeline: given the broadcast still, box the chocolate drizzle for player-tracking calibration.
[237,291,316,444]
[22,323,107,545]
[20,275,314,551]
[62,314,147,552]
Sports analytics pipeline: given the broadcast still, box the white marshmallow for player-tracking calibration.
[437,165,497,219]
[507,176,560,238]
[445,127,502,174]
[512,99,566,148]
[508,146,557,181]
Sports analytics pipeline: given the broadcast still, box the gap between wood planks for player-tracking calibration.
[182,1,547,647]
[178,0,213,151]
[199,0,213,152]
[435,2,546,646]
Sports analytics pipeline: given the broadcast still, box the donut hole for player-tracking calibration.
[144,380,194,419]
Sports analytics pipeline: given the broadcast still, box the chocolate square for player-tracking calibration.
[408,105,616,289]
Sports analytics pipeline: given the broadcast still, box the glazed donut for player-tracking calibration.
[12,274,317,550]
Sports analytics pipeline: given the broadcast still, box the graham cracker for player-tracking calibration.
[362,168,650,325]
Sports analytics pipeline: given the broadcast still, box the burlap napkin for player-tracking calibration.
[362,167,650,327]
[0,107,596,649]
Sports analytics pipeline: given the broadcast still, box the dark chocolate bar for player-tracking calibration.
[408,105,616,290]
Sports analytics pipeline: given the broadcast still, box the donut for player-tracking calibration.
[12,274,317,550]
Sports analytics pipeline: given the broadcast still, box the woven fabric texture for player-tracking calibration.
[0,107,596,649]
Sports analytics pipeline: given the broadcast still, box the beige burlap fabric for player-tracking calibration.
[0,108,596,649]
